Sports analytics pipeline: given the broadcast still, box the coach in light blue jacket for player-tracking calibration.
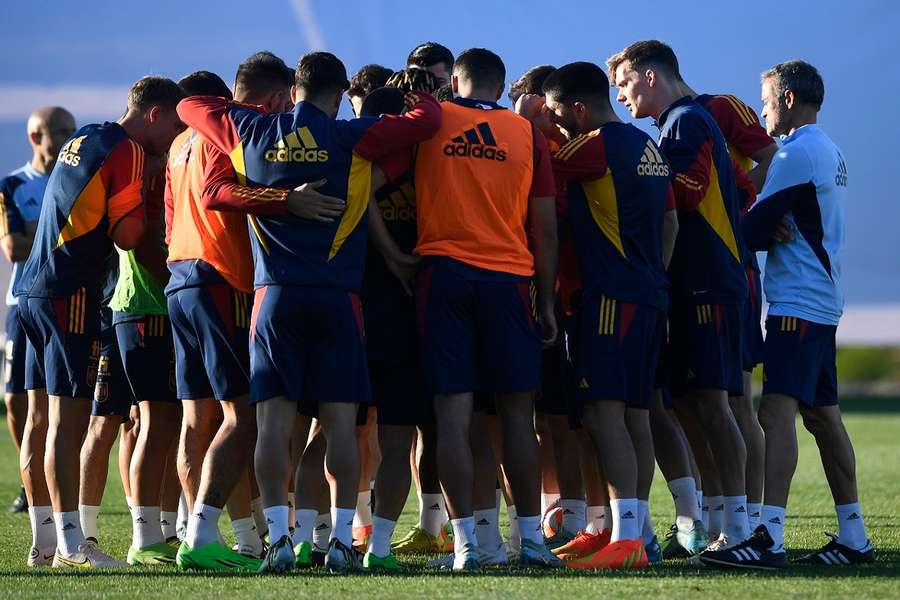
[698,60,874,571]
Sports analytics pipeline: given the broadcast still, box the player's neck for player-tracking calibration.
[457,88,501,105]
[650,82,687,120]
[118,110,150,151]
[30,152,53,176]
[585,108,621,131]
[787,109,818,136]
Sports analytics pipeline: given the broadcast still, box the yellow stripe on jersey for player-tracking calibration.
[329,152,371,261]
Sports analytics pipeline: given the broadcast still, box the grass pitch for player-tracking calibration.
[0,397,897,598]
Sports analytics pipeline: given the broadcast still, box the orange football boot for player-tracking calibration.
[553,529,612,560]
[565,539,648,570]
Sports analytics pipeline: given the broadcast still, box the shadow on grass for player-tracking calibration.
[2,551,897,580]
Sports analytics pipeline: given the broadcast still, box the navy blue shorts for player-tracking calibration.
[19,290,100,399]
[5,303,27,394]
[762,316,837,407]
[742,268,764,372]
[92,310,134,418]
[167,284,251,401]
[668,301,744,398]
[251,285,370,408]
[416,258,540,395]
[574,293,665,410]
[115,313,177,403]
[537,342,574,416]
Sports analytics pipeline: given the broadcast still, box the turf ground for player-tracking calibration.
[0,397,897,599]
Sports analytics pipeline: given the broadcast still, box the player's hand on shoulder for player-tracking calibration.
[387,68,440,96]
[515,93,545,121]
[285,179,346,223]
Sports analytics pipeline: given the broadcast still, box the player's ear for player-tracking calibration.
[146,105,160,124]
[645,68,656,88]
[783,88,795,110]
[290,85,299,104]
[451,74,459,95]
[493,83,504,102]
[28,130,42,146]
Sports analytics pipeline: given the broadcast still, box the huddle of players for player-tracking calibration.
[2,37,872,574]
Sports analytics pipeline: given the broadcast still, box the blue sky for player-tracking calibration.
[1,0,898,303]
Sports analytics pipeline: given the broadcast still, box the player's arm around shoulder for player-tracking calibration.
[176,95,262,158]
[353,92,442,162]
[0,176,30,262]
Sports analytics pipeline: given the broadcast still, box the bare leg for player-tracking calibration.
[20,389,50,508]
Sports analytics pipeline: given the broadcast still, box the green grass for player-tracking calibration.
[0,401,898,598]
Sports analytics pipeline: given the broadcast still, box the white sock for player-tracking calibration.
[369,516,396,557]
[287,492,296,532]
[748,503,762,531]
[177,494,188,540]
[723,495,750,542]
[250,497,267,538]
[708,496,724,539]
[331,507,355,547]
[54,511,86,556]
[668,477,700,529]
[695,489,703,516]
[585,505,606,535]
[264,505,291,544]
[419,493,445,537]
[835,502,869,550]
[474,508,502,550]
[294,509,317,545]
[541,492,560,515]
[762,505,786,552]
[79,505,101,542]
[560,499,587,533]
[701,496,710,530]
[132,506,163,549]
[126,496,134,512]
[517,514,542,544]
[232,516,262,555]
[29,506,55,551]
[604,504,612,530]
[353,490,373,529]
[186,503,222,548]
[313,513,331,549]
[451,516,477,553]
[638,500,655,545]
[507,505,520,548]
[610,498,640,542]
[160,511,178,540]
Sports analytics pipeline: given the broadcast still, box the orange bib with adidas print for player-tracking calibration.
[414,98,535,276]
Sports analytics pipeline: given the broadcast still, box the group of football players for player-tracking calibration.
[0,38,873,574]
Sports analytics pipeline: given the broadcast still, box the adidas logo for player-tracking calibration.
[135,517,147,524]
[578,378,589,389]
[428,503,441,510]
[714,504,725,511]
[735,506,746,513]
[476,518,490,525]
[702,506,710,513]
[41,517,54,525]
[195,512,206,520]
[563,509,575,515]
[750,511,761,518]
[621,511,636,519]
[835,158,848,187]
[315,523,329,531]
[443,122,507,161]
[847,512,860,521]
[636,140,670,177]
[62,522,76,531]
[264,127,329,163]
[768,517,782,525]
[266,517,274,524]
[160,519,170,525]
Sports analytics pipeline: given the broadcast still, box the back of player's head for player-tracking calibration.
[606,39,680,81]
[542,62,612,108]
[178,71,233,99]
[235,51,293,96]
[509,65,556,103]
[453,48,505,90]
[127,76,185,114]
[360,86,407,118]
[295,52,350,97]
[761,60,825,110]
[347,64,394,99]
[407,42,454,72]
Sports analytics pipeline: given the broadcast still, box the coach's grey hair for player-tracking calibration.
[761,60,825,110]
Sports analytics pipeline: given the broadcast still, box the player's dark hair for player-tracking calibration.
[508,65,556,103]
[606,39,680,82]
[542,62,612,107]
[127,76,185,113]
[178,71,233,99]
[453,48,505,90]
[762,60,825,110]
[360,86,407,118]
[235,51,293,95]
[347,64,394,99]
[295,52,350,97]
[406,42,454,72]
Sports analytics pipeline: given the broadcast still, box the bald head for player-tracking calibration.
[27,106,75,174]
